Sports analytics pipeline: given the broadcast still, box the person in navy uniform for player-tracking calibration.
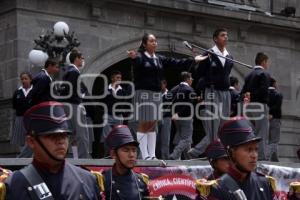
[156,79,172,160]
[188,28,234,159]
[205,139,230,180]
[241,52,271,161]
[101,125,149,200]
[268,77,283,162]
[11,72,33,157]
[229,76,240,117]
[169,72,197,160]
[62,49,90,158]
[101,71,128,151]
[30,59,59,106]
[206,116,276,200]
[4,101,101,200]
[195,140,229,200]
[127,33,207,160]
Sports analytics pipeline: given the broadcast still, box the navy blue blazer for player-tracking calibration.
[268,88,283,119]
[132,52,194,92]
[241,67,271,104]
[62,65,88,104]
[169,83,197,117]
[12,87,32,116]
[30,70,53,106]
[195,50,234,92]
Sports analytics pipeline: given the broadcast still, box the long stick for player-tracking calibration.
[183,41,253,69]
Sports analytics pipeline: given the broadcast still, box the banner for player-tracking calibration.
[88,164,300,199]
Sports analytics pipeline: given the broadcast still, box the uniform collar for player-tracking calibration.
[228,165,250,182]
[268,87,275,90]
[162,89,168,96]
[180,82,190,86]
[254,65,264,70]
[229,86,235,90]
[19,85,33,97]
[69,63,80,73]
[42,69,52,82]
[212,45,229,57]
[109,84,122,93]
[112,163,131,176]
[144,51,157,59]
[32,158,65,174]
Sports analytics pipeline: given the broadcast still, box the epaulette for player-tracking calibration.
[139,173,149,185]
[0,168,11,183]
[266,175,277,192]
[195,178,218,198]
[289,181,300,193]
[0,182,6,200]
[91,170,105,192]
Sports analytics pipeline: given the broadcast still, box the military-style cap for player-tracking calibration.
[218,116,261,149]
[23,101,71,136]
[106,125,139,150]
[205,139,228,162]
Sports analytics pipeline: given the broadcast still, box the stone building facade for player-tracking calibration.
[0,0,299,161]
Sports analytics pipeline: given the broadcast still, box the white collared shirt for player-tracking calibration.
[144,51,158,66]
[212,45,229,67]
[180,82,190,86]
[162,89,168,96]
[229,86,235,90]
[109,84,122,94]
[69,64,80,73]
[42,69,53,82]
[254,65,264,70]
[19,85,33,97]
[268,87,275,90]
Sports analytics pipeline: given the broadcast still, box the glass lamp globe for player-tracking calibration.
[53,21,69,37]
[28,50,49,67]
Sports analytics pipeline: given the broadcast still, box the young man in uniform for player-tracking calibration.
[241,52,271,160]
[205,139,230,180]
[30,59,59,106]
[4,101,101,200]
[63,50,90,158]
[101,125,149,200]
[268,77,283,162]
[189,28,234,159]
[196,140,229,200]
[204,117,276,200]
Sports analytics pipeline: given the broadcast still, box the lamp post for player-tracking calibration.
[28,21,80,67]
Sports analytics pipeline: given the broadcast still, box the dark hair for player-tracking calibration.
[181,71,192,82]
[20,71,32,80]
[213,28,227,40]
[230,76,239,87]
[69,50,82,64]
[110,70,122,78]
[161,79,167,85]
[138,33,153,52]
[255,52,268,65]
[44,59,58,68]
[270,77,276,87]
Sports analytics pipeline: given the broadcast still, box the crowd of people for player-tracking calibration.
[0,27,298,199]
[8,28,287,163]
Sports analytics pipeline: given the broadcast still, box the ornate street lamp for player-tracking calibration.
[28,21,80,67]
